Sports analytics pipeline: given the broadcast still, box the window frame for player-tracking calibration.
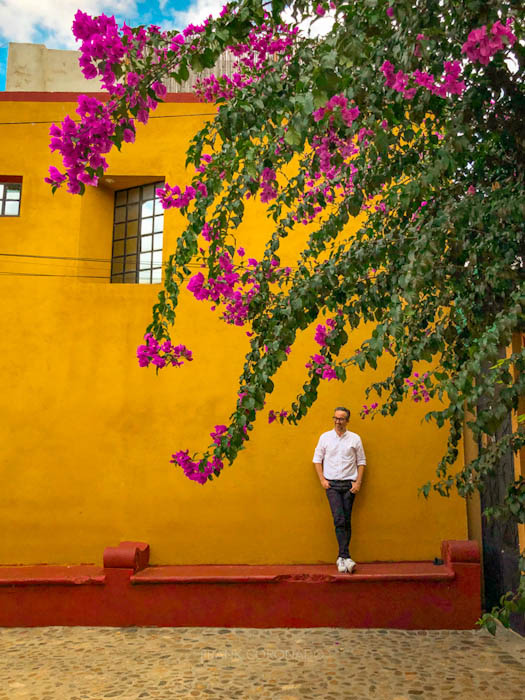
[110,180,165,285]
[0,176,23,217]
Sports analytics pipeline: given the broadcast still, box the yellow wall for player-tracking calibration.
[0,97,468,565]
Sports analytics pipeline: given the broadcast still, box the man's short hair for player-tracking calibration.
[334,406,350,420]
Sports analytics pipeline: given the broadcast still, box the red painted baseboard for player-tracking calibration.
[0,540,481,629]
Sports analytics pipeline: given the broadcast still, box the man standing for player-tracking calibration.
[313,406,366,573]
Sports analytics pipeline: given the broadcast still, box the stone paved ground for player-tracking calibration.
[0,626,523,700]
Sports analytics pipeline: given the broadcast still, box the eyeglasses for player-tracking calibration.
[333,417,348,422]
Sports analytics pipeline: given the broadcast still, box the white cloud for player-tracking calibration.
[0,0,138,49]
[283,7,334,37]
[0,0,333,52]
[162,0,225,32]
[162,1,333,37]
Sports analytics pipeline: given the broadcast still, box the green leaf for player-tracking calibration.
[313,90,328,109]
[284,127,301,147]
[271,0,286,21]
[190,54,203,72]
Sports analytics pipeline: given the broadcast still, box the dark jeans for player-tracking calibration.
[326,479,355,559]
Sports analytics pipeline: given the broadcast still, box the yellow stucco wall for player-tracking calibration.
[0,97,468,565]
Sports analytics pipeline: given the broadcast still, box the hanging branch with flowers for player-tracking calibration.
[46,2,523,528]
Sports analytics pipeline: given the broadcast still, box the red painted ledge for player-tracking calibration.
[0,565,105,586]
[131,561,455,584]
[0,540,481,629]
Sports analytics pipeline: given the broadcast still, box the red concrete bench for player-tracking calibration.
[0,540,480,629]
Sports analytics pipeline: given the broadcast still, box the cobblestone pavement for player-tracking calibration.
[0,626,523,700]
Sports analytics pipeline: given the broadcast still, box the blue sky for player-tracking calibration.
[0,0,224,90]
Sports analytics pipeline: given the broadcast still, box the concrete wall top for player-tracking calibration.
[6,43,104,92]
[6,42,235,93]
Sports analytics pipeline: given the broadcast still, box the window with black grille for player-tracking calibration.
[0,180,22,217]
[110,181,164,284]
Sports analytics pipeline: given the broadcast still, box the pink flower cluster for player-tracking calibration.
[151,81,168,99]
[187,250,260,326]
[290,94,363,225]
[314,324,328,346]
[170,32,186,49]
[230,22,298,72]
[155,156,211,210]
[195,154,213,174]
[48,10,175,193]
[268,409,288,423]
[171,419,249,484]
[156,183,200,209]
[381,60,465,100]
[405,372,431,403]
[210,424,229,445]
[380,61,465,100]
[410,199,429,221]
[413,33,426,58]
[47,91,162,192]
[314,318,337,346]
[170,450,224,484]
[45,96,116,193]
[313,94,360,127]
[194,72,254,102]
[72,10,181,96]
[361,402,379,416]
[187,246,286,326]
[47,10,208,193]
[315,1,336,16]
[303,318,341,380]
[305,354,339,380]
[414,61,465,98]
[296,132,359,225]
[260,167,278,203]
[72,10,129,88]
[195,22,297,103]
[380,60,417,99]
[136,333,193,368]
[462,19,516,65]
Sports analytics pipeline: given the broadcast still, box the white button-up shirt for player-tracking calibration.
[313,429,366,480]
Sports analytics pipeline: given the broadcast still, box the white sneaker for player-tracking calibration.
[344,558,356,573]
[336,557,347,573]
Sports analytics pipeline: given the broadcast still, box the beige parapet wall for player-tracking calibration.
[6,42,235,93]
[6,43,104,92]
